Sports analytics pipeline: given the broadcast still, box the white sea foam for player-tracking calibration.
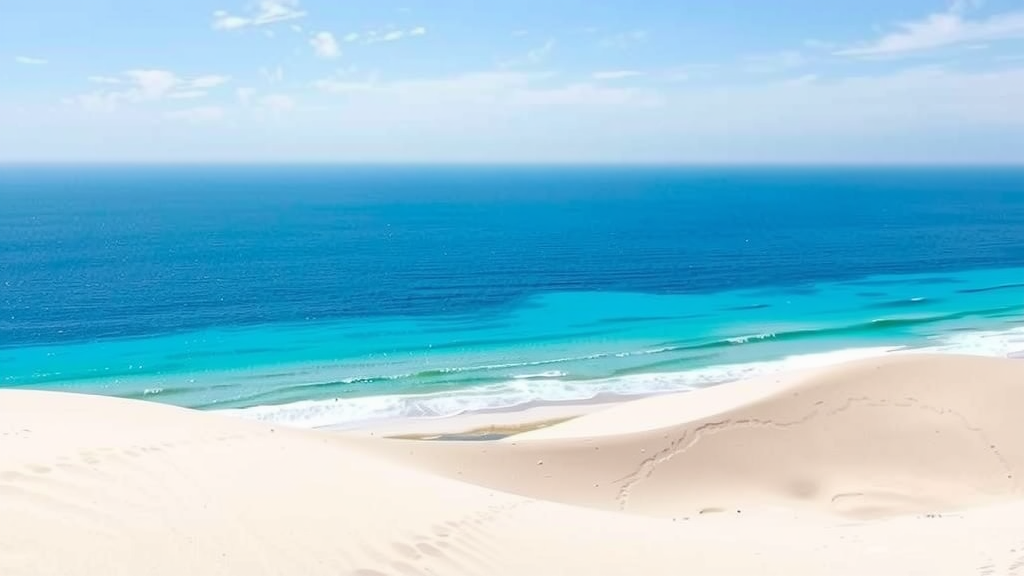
[219,326,1024,430]
[614,346,681,358]
[220,346,896,429]
[918,326,1024,357]
[726,333,777,344]
[513,371,569,379]
[434,354,608,374]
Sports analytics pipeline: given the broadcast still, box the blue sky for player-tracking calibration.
[2,0,1024,162]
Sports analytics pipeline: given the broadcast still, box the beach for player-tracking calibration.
[5,353,1024,575]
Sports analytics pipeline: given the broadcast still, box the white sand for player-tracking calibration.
[4,353,1024,575]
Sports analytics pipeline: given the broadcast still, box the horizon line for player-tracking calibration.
[3,160,1024,168]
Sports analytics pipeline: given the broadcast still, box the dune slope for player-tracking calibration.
[364,354,1024,519]
[3,354,1024,575]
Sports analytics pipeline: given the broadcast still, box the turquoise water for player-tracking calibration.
[4,267,1023,427]
[2,167,1023,427]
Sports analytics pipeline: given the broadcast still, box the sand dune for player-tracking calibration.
[368,354,1024,520]
[4,354,1024,575]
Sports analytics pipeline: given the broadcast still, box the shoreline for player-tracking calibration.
[346,392,651,438]
[306,341,1024,435]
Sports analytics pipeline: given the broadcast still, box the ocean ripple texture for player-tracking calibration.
[2,166,1023,427]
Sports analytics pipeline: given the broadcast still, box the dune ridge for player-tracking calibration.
[4,354,1024,575]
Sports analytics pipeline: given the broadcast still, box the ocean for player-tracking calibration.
[2,165,1023,428]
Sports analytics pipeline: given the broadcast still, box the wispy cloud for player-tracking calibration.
[68,70,231,111]
[342,26,428,44]
[15,56,47,65]
[591,70,644,80]
[213,0,306,30]
[836,3,1024,57]
[124,70,181,99]
[310,31,340,58]
[370,27,427,43]
[312,71,662,112]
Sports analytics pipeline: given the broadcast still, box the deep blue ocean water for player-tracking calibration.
[2,166,1024,427]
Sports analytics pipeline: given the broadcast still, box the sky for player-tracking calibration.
[2,0,1024,163]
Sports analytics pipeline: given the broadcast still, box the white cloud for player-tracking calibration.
[15,56,47,65]
[124,70,180,99]
[663,65,1024,141]
[313,71,660,110]
[512,29,530,37]
[296,64,1024,163]
[213,0,306,30]
[291,24,303,33]
[837,4,1024,57]
[212,13,248,30]
[346,26,428,44]
[167,106,225,123]
[68,70,230,111]
[310,31,340,58]
[34,63,1024,163]
[592,70,644,80]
